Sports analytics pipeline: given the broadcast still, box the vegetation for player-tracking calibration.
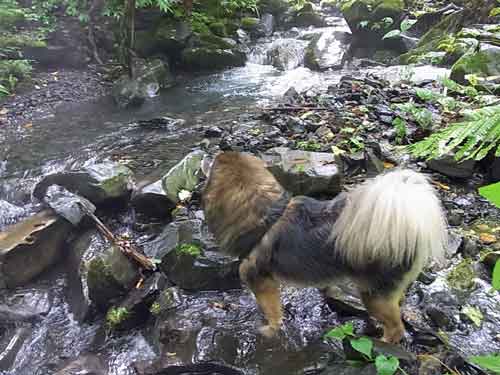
[176,243,203,257]
[106,306,130,329]
[325,322,403,375]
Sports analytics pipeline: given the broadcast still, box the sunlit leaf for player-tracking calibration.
[469,355,500,373]
[382,29,401,39]
[375,355,399,375]
[350,337,373,359]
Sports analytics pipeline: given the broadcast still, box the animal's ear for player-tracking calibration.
[201,154,214,178]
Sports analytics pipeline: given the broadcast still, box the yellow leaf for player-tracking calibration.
[383,162,395,169]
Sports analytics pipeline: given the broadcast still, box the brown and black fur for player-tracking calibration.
[202,151,446,343]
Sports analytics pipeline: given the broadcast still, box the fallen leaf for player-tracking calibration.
[480,233,497,244]
[383,162,395,169]
[23,122,33,129]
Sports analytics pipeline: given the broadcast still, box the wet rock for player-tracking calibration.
[43,186,96,226]
[136,116,186,130]
[106,273,168,331]
[259,14,275,37]
[131,180,176,221]
[324,284,367,317]
[34,161,134,206]
[426,306,456,330]
[461,237,478,257]
[204,126,224,138]
[86,245,140,312]
[321,362,376,375]
[447,231,463,257]
[267,39,307,71]
[0,325,32,371]
[161,150,206,204]
[54,354,108,375]
[305,29,350,71]
[261,147,343,196]
[451,43,500,84]
[427,154,475,178]
[112,58,174,108]
[0,200,24,230]
[342,0,404,44]
[143,219,212,260]
[259,0,289,17]
[144,287,339,374]
[0,210,71,289]
[292,4,327,28]
[161,246,240,291]
[181,47,246,71]
[235,29,251,44]
[66,229,107,321]
[154,20,192,55]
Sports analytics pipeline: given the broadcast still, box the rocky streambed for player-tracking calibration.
[1,2,500,375]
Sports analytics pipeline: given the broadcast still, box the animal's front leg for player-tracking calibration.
[239,256,282,337]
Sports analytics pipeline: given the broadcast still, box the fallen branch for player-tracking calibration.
[80,204,156,271]
[263,106,332,111]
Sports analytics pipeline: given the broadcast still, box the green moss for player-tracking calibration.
[241,17,259,30]
[181,47,245,70]
[446,259,476,290]
[149,302,161,315]
[399,12,464,64]
[451,47,499,83]
[0,33,47,49]
[199,33,233,49]
[0,7,25,29]
[106,307,130,328]
[209,21,227,37]
[176,243,203,257]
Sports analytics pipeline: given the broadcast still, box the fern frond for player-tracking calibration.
[408,105,500,162]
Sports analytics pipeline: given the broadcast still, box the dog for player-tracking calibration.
[202,151,447,343]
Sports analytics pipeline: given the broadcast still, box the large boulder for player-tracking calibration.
[451,43,500,83]
[181,45,246,71]
[261,147,343,196]
[305,29,350,71]
[112,58,175,108]
[267,39,308,70]
[342,0,404,44]
[0,210,72,288]
[427,154,476,179]
[131,180,176,221]
[33,161,134,207]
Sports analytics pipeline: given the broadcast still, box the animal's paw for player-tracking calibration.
[258,325,279,338]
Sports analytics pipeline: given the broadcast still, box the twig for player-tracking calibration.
[263,106,332,111]
[80,205,156,271]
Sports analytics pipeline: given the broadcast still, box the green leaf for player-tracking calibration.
[382,29,401,39]
[324,322,354,340]
[479,182,500,208]
[493,259,500,291]
[415,88,439,102]
[469,354,500,373]
[375,355,400,375]
[400,18,417,32]
[461,305,483,327]
[359,20,369,28]
[490,7,500,17]
[350,337,373,359]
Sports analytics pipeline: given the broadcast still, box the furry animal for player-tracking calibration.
[202,151,447,343]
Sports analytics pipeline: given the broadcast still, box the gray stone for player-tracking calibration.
[451,43,500,83]
[261,147,343,196]
[54,355,108,375]
[161,150,207,204]
[427,154,475,178]
[33,161,134,206]
[131,180,175,220]
[86,245,140,312]
[43,186,96,226]
[267,39,307,71]
[0,210,72,288]
[305,29,350,71]
[0,200,25,230]
[112,58,175,108]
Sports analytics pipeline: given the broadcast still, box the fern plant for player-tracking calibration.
[408,105,500,161]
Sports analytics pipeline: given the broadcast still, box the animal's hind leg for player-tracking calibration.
[360,290,405,344]
[239,255,282,337]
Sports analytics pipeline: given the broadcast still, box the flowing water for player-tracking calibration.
[0,17,466,375]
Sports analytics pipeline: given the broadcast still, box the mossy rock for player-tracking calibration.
[86,246,140,311]
[198,32,234,50]
[181,47,246,71]
[259,0,289,16]
[372,0,404,20]
[446,259,477,291]
[155,19,192,55]
[399,10,465,64]
[240,17,260,31]
[0,7,25,29]
[342,0,403,31]
[0,32,46,50]
[294,11,326,27]
[209,21,227,37]
[451,43,500,83]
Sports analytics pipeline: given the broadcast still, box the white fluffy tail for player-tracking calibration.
[331,169,448,269]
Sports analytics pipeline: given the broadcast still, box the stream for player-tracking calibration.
[0,15,493,375]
